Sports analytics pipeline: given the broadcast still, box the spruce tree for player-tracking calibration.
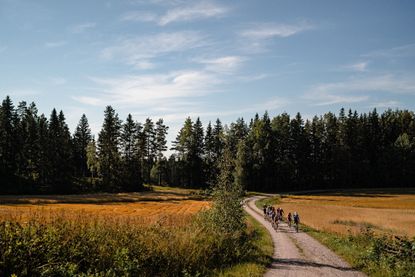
[97,106,122,191]
[0,96,18,190]
[154,119,168,184]
[120,114,142,191]
[73,114,92,177]
[191,117,204,187]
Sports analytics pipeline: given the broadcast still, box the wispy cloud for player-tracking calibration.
[0,46,7,53]
[45,41,67,48]
[101,31,208,69]
[68,22,96,34]
[196,56,246,74]
[363,43,415,58]
[147,96,288,123]
[343,61,369,72]
[240,21,313,39]
[75,70,221,107]
[49,77,67,85]
[120,11,158,22]
[370,100,401,109]
[158,2,228,25]
[6,88,40,97]
[306,74,415,106]
[121,2,228,25]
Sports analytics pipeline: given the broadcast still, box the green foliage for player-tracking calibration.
[2,94,415,194]
[306,227,415,277]
[208,146,245,234]
[0,209,264,276]
[255,196,281,209]
[97,106,122,191]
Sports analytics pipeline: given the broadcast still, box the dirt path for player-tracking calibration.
[244,196,366,277]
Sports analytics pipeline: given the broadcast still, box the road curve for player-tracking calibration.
[244,196,366,277]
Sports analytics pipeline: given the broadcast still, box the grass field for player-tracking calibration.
[0,186,273,276]
[278,189,415,237]
[0,186,209,226]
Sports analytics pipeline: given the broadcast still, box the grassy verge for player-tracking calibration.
[0,212,259,276]
[215,213,273,277]
[255,195,281,210]
[302,225,415,277]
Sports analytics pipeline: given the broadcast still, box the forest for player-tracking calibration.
[1,95,414,194]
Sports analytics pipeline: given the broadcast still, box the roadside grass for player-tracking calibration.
[0,208,264,276]
[0,188,275,276]
[302,224,415,277]
[259,190,415,277]
[215,213,273,277]
[278,192,415,237]
[255,195,281,210]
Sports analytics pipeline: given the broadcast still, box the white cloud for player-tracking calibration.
[196,56,246,73]
[45,41,67,48]
[7,88,40,97]
[101,31,208,68]
[240,21,313,39]
[121,2,228,26]
[312,94,369,106]
[69,22,96,34]
[120,11,158,22]
[49,77,67,85]
[237,73,269,82]
[343,61,369,72]
[370,100,401,109]
[75,70,221,107]
[363,43,415,58]
[306,74,415,106]
[158,1,228,25]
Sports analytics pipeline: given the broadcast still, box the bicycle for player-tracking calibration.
[294,221,299,232]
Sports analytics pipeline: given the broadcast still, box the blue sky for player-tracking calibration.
[1,0,415,145]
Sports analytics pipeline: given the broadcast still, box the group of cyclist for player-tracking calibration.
[263,205,300,232]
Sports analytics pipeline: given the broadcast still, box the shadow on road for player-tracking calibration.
[271,258,359,272]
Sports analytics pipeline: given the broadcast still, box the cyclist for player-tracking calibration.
[293,212,300,232]
[263,205,267,219]
[287,212,292,227]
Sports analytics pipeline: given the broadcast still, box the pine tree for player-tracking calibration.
[97,106,122,191]
[120,114,142,191]
[191,117,204,187]
[234,139,249,191]
[73,114,92,177]
[0,96,18,190]
[204,121,216,186]
[18,102,40,185]
[172,117,193,186]
[141,118,156,183]
[154,119,168,184]
[155,119,168,161]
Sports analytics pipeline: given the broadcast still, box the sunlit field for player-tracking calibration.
[278,189,415,237]
[0,186,209,226]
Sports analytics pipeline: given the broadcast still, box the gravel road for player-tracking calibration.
[244,196,366,277]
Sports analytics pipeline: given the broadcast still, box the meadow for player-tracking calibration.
[278,189,415,237]
[275,189,415,277]
[0,186,269,276]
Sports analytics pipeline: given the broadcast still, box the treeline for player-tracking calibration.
[0,96,167,193]
[169,110,415,191]
[1,95,415,194]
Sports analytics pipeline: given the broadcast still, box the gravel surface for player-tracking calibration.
[244,196,366,277]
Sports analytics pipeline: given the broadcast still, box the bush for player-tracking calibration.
[0,212,256,277]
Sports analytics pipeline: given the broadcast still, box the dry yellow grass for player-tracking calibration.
[0,187,209,226]
[278,190,415,237]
